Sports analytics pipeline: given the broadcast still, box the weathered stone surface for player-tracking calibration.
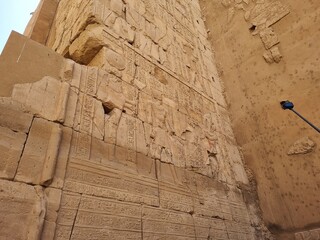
[12,76,70,123]
[202,0,320,236]
[0,98,33,133]
[0,31,64,97]
[260,27,279,49]
[41,187,62,240]
[288,137,316,155]
[295,228,320,240]
[250,1,290,28]
[69,24,106,65]
[24,0,59,45]
[0,0,271,238]
[0,180,45,240]
[15,118,63,186]
[0,126,26,180]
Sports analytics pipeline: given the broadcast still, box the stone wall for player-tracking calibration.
[199,0,320,239]
[0,0,271,239]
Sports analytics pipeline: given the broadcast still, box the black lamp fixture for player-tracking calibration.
[280,100,320,133]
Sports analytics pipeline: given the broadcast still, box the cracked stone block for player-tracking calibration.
[12,76,70,123]
[15,118,63,186]
[41,188,62,240]
[0,126,27,180]
[0,98,33,133]
[143,205,195,239]
[0,180,45,240]
[259,27,279,49]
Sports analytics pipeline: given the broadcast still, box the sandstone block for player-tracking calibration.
[250,1,290,27]
[259,27,279,49]
[64,157,159,206]
[0,126,27,180]
[15,118,62,186]
[69,24,106,65]
[143,206,195,239]
[0,180,45,240]
[113,17,135,43]
[12,76,70,123]
[157,162,195,213]
[110,0,125,16]
[41,188,62,240]
[270,46,282,63]
[0,98,33,133]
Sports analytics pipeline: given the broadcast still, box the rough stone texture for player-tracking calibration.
[0,0,280,239]
[287,137,316,155]
[0,180,45,240]
[0,126,27,180]
[12,76,70,123]
[200,0,320,238]
[295,228,320,240]
[0,31,63,96]
[24,0,60,45]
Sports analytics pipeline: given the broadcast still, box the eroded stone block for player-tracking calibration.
[15,118,63,186]
[41,188,62,240]
[0,180,45,240]
[288,137,316,155]
[0,126,27,180]
[143,206,196,239]
[0,98,33,133]
[12,76,70,123]
[250,1,290,28]
[259,27,279,49]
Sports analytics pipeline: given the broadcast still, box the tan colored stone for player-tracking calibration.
[250,1,290,27]
[69,24,106,64]
[105,48,126,70]
[104,108,122,144]
[41,188,62,240]
[12,76,70,123]
[0,98,33,133]
[24,0,59,45]
[0,126,27,180]
[0,31,64,97]
[0,0,278,238]
[263,50,274,64]
[0,180,45,240]
[260,27,279,49]
[15,118,62,186]
[288,137,316,155]
[113,17,135,43]
[270,45,282,63]
[110,0,125,16]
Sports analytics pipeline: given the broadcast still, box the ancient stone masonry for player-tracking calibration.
[200,0,320,239]
[219,0,290,63]
[0,0,272,239]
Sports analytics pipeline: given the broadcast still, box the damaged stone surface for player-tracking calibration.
[201,0,320,238]
[220,0,290,63]
[0,0,276,239]
[287,137,316,155]
[0,180,45,240]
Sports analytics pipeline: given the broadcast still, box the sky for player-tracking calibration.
[0,0,40,53]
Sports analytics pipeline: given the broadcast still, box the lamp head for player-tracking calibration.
[280,100,294,110]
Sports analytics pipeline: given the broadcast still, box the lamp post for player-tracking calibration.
[280,100,320,133]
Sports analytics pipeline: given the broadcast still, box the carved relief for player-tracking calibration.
[0,0,263,238]
[221,0,290,63]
